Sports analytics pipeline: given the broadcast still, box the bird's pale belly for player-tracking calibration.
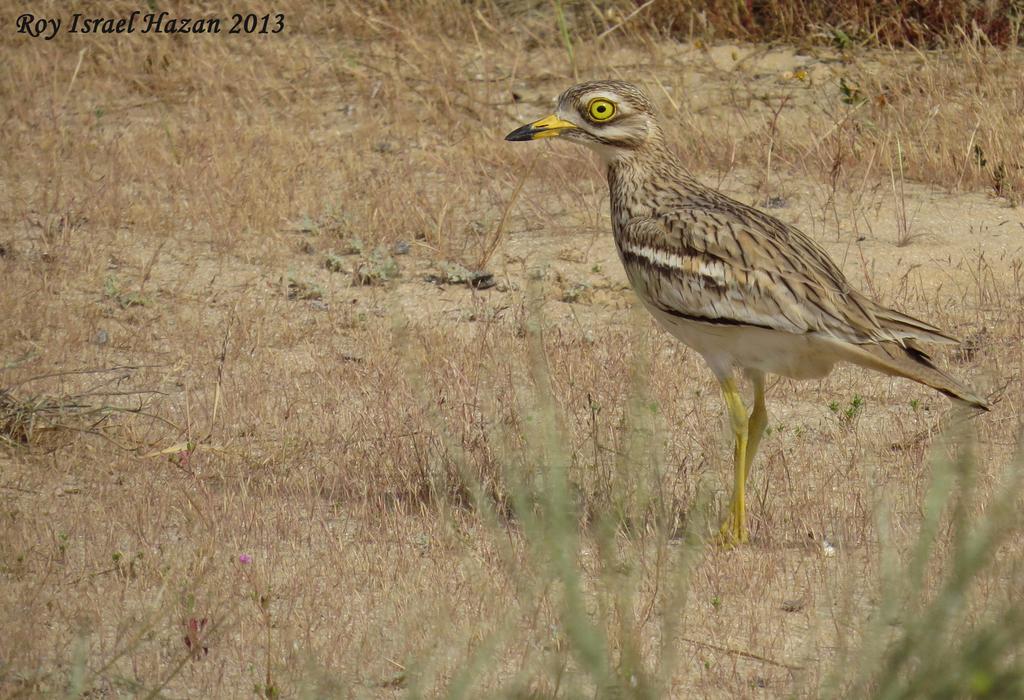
[641,300,837,380]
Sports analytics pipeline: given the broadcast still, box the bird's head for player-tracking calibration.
[505,80,661,163]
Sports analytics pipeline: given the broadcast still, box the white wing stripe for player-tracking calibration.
[620,242,727,283]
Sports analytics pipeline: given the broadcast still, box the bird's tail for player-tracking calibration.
[823,337,989,410]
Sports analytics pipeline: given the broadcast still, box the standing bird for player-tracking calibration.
[506,80,988,545]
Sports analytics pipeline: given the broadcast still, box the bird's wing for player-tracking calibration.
[617,204,948,345]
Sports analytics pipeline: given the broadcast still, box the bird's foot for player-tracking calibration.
[715,509,749,548]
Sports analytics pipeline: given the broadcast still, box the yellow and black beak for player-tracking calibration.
[505,114,578,141]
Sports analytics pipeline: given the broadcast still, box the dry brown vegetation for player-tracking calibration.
[2,1,1024,697]
[615,0,1024,47]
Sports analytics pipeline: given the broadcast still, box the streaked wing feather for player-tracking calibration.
[618,207,889,343]
[868,304,960,344]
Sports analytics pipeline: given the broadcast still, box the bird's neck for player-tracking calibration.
[605,141,709,226]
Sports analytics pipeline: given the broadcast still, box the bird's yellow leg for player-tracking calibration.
[717,377,750,545]
[744,371,768,481]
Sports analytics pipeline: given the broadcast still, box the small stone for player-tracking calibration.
[781,598,805,612]
[424,263,495,289]
[392,241,411,255]
[94,329,109,345]
[561,282,592,304]
[467,271,496,290]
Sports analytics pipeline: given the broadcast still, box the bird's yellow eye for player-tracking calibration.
[587,98,616,122]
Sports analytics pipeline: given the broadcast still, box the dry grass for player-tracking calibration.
[2,1,1024,697]
[619,0,1024,48]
